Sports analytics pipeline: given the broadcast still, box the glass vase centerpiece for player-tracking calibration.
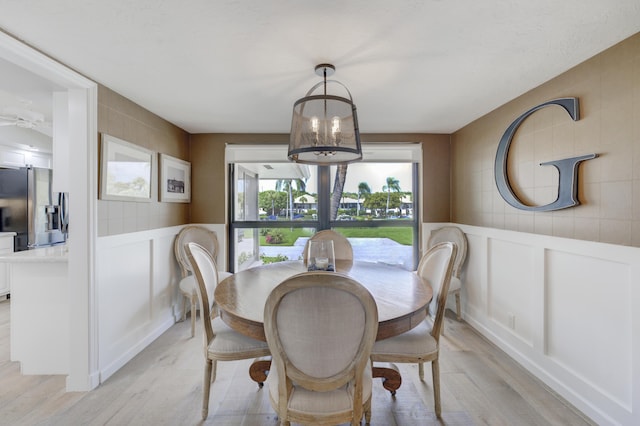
[307,240,336,271]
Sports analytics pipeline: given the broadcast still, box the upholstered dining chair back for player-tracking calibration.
[175,225,220,277]
[417,241,458,338]
[427,226,467,320]
[184,242,218,346]
[427,226,467,279]
[175,226,230,337]
[302,229,353,263]
[264,272,378,425]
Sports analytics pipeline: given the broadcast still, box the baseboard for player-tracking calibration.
[98,316,175,383]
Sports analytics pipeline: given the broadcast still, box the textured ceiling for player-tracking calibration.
[0,0,639,135]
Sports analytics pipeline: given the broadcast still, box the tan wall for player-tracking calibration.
[190,134,287,224]
[97,85,191,236]
[362,133,451,222]
[452,32,640,246]
[190,133,451,224]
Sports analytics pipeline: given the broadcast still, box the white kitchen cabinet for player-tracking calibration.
[0,232,16,299]
[0,145,52,169]
[0,245,68,374]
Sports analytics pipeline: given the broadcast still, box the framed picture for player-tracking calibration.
[159,153,191,203]
[99,134,154,202]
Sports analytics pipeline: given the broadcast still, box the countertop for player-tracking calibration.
[0,232,16,237]
[0,244,68,263]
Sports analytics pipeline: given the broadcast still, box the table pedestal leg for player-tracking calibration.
[249,358,271,387]
[249,359,402,394]
[373,363,402,395]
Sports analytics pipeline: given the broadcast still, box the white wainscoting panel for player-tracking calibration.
[98,239,154,372]
[153,232,180,319]
[546,249,632,410]
[488,239,536,346]
[460,232,486,321]
[96,224,227,383]
[423,223,640,426]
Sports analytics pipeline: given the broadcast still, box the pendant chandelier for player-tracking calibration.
[288,64,362,165]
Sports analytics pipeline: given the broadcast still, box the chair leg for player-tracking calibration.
[418,362,425,381]
[202,359,213,420]
[211,360,217,383]
[181,294,188,322]
[352,399,363,426]
[432,359,441,418]
[190,294,197,338]
[364,396,372,425]
[455,291,461,320]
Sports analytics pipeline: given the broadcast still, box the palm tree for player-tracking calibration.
[275,178,307,219]
[356,182,371,217]
[382,177,401,217]
[330,164,348,220]
[298,195,308,215]
[268,191,277,216]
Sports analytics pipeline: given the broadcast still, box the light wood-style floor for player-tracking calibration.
[0,299,594,425]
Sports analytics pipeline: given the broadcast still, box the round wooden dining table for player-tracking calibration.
[214,259,433,393]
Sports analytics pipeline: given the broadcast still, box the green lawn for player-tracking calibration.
[259,227,413,246]
[259,228,314,245]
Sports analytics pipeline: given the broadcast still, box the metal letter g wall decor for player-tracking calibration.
[494,97,597,212]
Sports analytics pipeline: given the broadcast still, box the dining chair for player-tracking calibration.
[184,242,271,420]
[174,225,232,337]
[428,226,468,320]
[264,272,378,426]
[302,229,353,263]
[370,241,457,418]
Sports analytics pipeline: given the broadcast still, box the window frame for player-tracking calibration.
[227,144,421,271]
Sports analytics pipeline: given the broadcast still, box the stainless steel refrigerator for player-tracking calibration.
[0,167,67,251]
